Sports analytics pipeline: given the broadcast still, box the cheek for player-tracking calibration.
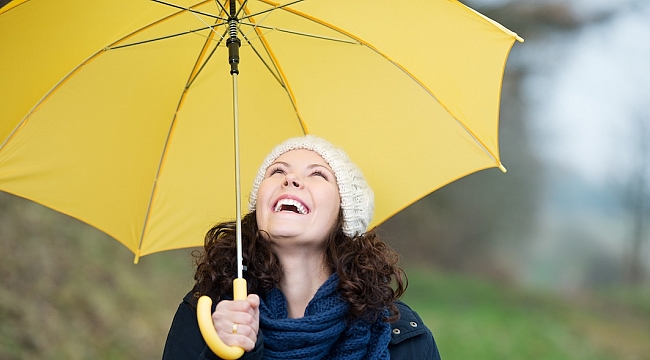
[256,181,273,204]
[326,192,341,219]
[255,183,272,223]
[255,210,264,230]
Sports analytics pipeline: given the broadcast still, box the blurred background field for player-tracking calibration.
[2,190,650,360]
[404,268,650,360]
[2,0,650,359]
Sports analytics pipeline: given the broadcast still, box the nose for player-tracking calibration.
[283,173,302,188]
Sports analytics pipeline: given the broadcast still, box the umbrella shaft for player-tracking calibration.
[232,73,244,280]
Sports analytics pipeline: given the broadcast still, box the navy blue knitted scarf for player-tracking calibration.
[259,274,391,360]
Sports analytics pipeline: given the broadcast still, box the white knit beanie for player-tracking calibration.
[248,135,374,237]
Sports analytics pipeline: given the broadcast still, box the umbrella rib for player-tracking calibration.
[230,4,290,85]
[0,0,28,15]
[1,3,221,174]
[235,0,355,44]
[102,3,215,49]
[239,31,284,86]
[111,3,353,64]
[11,2,224,260]
[257,0,507,169]
[0,2,288,154]
[186,28,229,88]
[0,48,109,152]
[110,1,232,50]
[108,25,221,50]
[150,0,301,29]
[106,1,230,51]
[135,16,227,259]
[184,6,233,87]
[463,4,524,43]
[152,0,227,21]
[238,0,304,21]
[238,22,357,44]
[239,3,309,134]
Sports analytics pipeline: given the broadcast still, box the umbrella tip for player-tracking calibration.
[498,164,507,173]
[133,253,140,264]
[515,34,524,43]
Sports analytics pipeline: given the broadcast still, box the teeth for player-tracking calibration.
[274,198,308,214]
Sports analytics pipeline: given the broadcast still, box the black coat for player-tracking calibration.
[162,292,441,360]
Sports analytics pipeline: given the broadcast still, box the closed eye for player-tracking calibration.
[267,166,285,176]
[311,170,329,180]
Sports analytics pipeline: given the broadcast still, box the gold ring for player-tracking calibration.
[232,323,238,334]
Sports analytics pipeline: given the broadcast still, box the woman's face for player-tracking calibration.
[255,149,341,248]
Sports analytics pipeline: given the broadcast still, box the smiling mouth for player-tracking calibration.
[274,198,309,214]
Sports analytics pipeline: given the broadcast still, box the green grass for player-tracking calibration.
[403,268,650,360]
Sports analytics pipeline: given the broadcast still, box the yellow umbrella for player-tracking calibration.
[0,0,522,261]
[1,0,522,357]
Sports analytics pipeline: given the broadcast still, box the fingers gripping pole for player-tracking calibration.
[197,279,248,359]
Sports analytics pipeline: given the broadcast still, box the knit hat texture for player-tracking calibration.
[248,135,374,237]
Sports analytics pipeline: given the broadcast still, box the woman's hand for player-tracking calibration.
[212,294,260,351]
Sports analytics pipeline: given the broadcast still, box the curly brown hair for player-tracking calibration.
[192,210,407,322]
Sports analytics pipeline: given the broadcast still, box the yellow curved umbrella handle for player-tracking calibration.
[197,278,248,359]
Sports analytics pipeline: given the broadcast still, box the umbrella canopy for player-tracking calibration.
[0,0,522,262]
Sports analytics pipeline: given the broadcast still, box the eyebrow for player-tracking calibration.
[268,161,289,169]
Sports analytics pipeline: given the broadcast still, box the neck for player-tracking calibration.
[275,248,331,318]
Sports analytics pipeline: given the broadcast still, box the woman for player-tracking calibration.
[163,135,441,359]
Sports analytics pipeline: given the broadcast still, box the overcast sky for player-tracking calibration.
[529,0,650,186]
[468,0,650,187]
[466,0,650,281]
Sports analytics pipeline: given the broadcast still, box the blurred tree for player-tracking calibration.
[381,1,585,279]
[382,1,643,284]
[623,114,650,286]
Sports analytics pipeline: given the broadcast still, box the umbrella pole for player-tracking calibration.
[227,1,244,282]
[226,0,247,300]
[227,0,247,302]
[196,3,247,359]
[232,73,243,280]
[226,0,247,303]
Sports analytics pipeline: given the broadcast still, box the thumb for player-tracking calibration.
[247,294,260,309]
